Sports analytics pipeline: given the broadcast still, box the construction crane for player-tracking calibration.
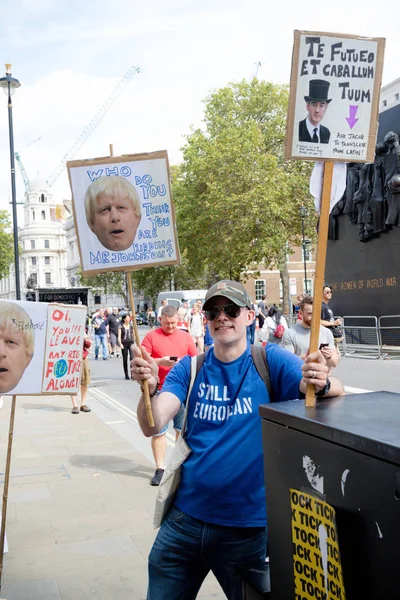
[15,137,42,193]
[250,61,263,81]
[45,65,140,188]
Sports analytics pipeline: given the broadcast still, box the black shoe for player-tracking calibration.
[95,356,98,360]
[103,357,108,361]
[125,375,130,380]
[150,468,164,486]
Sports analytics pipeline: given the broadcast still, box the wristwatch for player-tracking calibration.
[315,378,331,397]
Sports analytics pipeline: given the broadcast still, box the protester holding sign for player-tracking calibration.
[131,279,344,599]
[71,335,91,414]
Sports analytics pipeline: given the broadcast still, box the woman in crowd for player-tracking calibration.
[261,305,288,345]
[118,313,135,380]
[188,303,205,353]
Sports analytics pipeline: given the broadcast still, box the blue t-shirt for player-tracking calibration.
[162,343,303,527]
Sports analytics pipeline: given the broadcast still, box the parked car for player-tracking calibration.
[136,312,148,326]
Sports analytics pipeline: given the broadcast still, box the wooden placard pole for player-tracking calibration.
[108,144,154,427]
[306,161,334,407]
[0,394,17,593]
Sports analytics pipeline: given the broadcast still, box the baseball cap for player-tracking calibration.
[203,280,253,310]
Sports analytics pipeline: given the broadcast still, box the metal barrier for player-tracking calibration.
[342,316,382,359]
[378,316,400,359]
[282,313,400,359]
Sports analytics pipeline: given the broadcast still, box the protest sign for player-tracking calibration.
[42,304,87,394]
[0,300,47,395]
[67,150,180,276]
[0,300,86,396]
[290,489,346,599]
[286,31,385,162]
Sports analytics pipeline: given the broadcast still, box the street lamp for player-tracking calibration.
[299,206,310,295]
[0,64,21,300]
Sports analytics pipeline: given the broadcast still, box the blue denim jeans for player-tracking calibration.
[94,333,108,359]
[147,505,267,599]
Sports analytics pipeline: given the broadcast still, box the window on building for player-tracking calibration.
[45,272,51,285]
[383,99,387,107]
[31,240,35,250]
[44,239,50,249]
[41,210,46,220]
[40,194,46,203]
[303,279,313,295]
[396,93,400,102]
[32,210,35,221]
[94,295,101,305]
[44,256,50,265]
[255,280,266,301]
[302,241,312,262]
[31,257,37,266]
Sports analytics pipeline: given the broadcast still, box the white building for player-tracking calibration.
[379,77,400,113]
[0,178,68,299]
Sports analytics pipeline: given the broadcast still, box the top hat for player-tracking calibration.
[304,79,332,103]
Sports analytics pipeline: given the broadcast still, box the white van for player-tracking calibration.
[156,289,207,311]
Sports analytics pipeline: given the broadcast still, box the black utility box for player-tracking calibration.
[260,391,400,600]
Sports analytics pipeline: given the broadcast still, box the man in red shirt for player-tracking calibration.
[141,305,197,485]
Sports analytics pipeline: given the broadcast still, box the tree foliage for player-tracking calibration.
[77,267,128,306]
[0,211,16,281]
[174,79,315,284]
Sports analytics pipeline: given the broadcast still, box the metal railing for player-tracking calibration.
[282,314,400,359]
[341,316,381,359]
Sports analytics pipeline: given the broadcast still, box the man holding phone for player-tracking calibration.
[282,296,339,369]
[141,305,197,485]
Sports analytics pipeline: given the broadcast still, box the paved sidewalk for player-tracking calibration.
[0,394,224,600]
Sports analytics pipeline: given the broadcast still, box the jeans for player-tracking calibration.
[94,333,108,359]
[147,505,267,599]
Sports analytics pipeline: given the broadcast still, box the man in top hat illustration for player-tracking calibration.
[299,79,331,144]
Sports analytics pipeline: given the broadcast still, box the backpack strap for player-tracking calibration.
[251,344,273,402]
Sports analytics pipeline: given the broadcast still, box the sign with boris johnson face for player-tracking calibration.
[67,150,181,276]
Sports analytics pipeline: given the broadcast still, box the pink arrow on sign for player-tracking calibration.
[346,105,359,129]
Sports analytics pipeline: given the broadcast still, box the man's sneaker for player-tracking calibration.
[95,356,98,360]
[150,468,164,486]
[116,354,121,358]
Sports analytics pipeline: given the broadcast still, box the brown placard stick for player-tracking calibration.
[306,161,334,407]
[108,144,154,426]
[0,394,16,593]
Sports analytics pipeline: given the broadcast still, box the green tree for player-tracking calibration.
[174,79,315,306]
[0,211,16,281]
[77,267,128,306]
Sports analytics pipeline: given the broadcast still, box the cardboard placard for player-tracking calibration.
[286,31,385,163]
[67,150,181,276]
[42,305,87,394]
[0,300,86,396]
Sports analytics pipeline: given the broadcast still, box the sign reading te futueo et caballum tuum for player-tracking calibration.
[286,31,385,163]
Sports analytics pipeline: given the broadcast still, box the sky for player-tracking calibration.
[0,0,399,218]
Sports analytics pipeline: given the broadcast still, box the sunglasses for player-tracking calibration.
[205,304,243,321]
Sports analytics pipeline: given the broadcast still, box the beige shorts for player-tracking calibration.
[81,358,91,386]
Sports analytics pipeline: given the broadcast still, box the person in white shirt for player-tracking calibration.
[260,305,288,345]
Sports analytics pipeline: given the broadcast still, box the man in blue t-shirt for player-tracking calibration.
[132,280,344,599]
